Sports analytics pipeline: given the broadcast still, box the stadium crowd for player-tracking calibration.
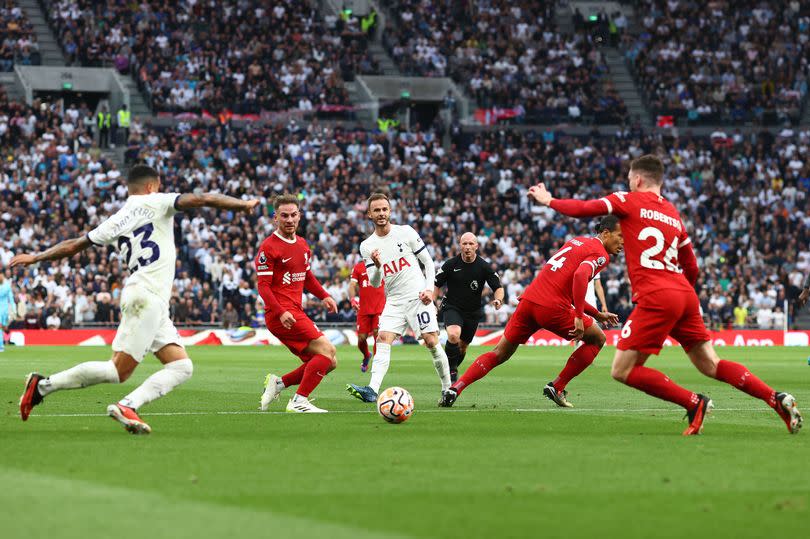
[623,0,809,126]
[381,0,627,124]
[43,0,380,113]
[1,1,40,70]
[1,83,807,331]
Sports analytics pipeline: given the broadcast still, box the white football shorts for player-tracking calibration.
[378,298,439,337]
[112,285,183,362]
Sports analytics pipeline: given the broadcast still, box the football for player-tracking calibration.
[376,387,414,424]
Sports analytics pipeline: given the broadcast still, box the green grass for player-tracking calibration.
[1,345,808,539]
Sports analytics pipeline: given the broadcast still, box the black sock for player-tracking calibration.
[445,341,462,372]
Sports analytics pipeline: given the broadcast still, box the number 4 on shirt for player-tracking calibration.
[546,246,572,272]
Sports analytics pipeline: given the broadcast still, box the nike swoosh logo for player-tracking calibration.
[454,268,462,272]
[282,258,292,263]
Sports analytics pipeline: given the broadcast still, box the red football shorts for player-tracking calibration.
[618,289,710,355]
[356,313,381,335]
[266,309,324,357]
[504,299,594,345]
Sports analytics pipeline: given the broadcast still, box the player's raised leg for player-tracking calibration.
[545,324,607,408]
[610,349,711,435]
[440,336,519,407]
[20,358,122,421]
[441,298,538,407]
[687,341,802,434]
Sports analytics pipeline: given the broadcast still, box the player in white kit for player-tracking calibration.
[347,193,452,404]
[14,164,258,434]
[585,273,608,314]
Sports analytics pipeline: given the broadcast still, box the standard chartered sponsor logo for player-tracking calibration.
[282,271,306,285]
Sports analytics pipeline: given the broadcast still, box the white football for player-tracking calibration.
[376,387,414,424]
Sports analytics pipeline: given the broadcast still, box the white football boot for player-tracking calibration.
[260,374,283,411]
[285,394,328,413]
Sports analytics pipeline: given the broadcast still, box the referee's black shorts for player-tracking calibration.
[441,304,482,344]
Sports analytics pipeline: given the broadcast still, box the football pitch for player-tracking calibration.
[1,345,808,539]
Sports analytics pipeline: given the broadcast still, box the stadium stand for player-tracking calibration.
[43,0,380,113]
[0,1,806,332]
[1,79,806,330]
[380,0,628,124]
[1,0,40,70]
[623,0,809,126]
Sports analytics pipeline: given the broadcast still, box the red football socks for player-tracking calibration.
[297,355,333,397]
[625,365,698,410]
[358,337,370,359]
[553,343,600,391]
[715,359,777,407]
[452,351,499,395]
[281,363,307,388]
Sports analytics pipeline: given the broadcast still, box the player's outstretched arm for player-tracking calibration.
[10,235,92,267]
[527,183,608,217]
[175,193,260,212]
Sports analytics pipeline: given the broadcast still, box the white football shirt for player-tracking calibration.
[87,192,179,304]
[360,224,430,305]
[585,272,601,308]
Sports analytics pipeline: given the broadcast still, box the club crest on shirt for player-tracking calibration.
[397,242,404,253]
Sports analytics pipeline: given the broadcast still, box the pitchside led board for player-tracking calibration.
[9,329,810,348]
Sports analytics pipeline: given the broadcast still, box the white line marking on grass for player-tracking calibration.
[31,407,768,418]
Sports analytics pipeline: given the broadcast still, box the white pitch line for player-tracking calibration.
[29,407,769,418]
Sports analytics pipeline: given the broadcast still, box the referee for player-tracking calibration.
[434,232,504,382]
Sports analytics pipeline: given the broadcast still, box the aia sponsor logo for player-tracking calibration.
[382,257,412,276]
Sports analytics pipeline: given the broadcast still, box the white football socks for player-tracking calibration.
[119,358,193,410]
[368,343,392,394]
[38,360,120,396]
[429,345,451,391]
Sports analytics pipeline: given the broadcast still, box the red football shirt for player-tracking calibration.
[521,236,609,308]
[600,191,693,301]
[255,231,313,312]
[350,261,386,314]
